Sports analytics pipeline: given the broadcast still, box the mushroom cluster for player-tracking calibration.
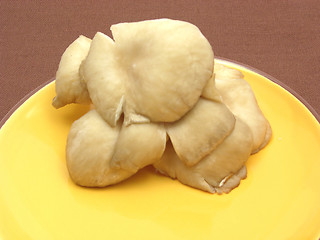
[53,19,271,194]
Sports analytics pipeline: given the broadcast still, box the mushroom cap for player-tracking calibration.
[166,98,235,166]
[154,117,253,194]
[82,32,126,127]
[214,63,272,153]
[66,109,167,187]
[82,19,214,126]
[111,122,167,172]
[66,110,128,187]
[53,35,91,108]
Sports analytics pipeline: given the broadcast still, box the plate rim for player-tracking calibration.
[0,79,54,129]
[216,57,319,123]
[0,58,320,239]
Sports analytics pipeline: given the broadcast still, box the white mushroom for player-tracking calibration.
[154,117,253,194]
[82,19,214,126]
[201,74,222,102]
[111,122,167,172]
[66,110,166,187]
[66,110,126,187]
[166,98,235,166]
[52,35,91,108]
[54,20,273,194]
[214,63,272,153]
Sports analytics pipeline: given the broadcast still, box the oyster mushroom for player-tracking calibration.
[52,35,91,108]
[82,19,214,126]
[111,122,167,172]
[166,98,235,166]
[201,74,222,102]
[214,63,272,153]
[53,19,273,194]
[154,117,253,194]
[66,110,166,187]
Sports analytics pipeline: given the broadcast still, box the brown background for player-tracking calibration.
[1,0,319,124]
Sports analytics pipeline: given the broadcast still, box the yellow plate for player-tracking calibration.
[0,59,319,240]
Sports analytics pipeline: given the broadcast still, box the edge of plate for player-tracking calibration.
[0,79,54,129]
[216,57,320,123]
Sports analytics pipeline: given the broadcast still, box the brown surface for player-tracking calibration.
[1,0,319,125]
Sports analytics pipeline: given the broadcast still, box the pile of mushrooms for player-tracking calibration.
[53,19,271,194]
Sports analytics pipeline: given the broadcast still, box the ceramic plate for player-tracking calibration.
[0,59,319,240]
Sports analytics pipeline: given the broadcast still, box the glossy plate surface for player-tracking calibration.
[0,59,319,240]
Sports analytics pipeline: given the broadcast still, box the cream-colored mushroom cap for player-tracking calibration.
[53,35,91,108]
[154,117,253,194]
[66,110,166,187]
[82,19,214,126]
[166,98,235,166]
[214,63,272,153]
